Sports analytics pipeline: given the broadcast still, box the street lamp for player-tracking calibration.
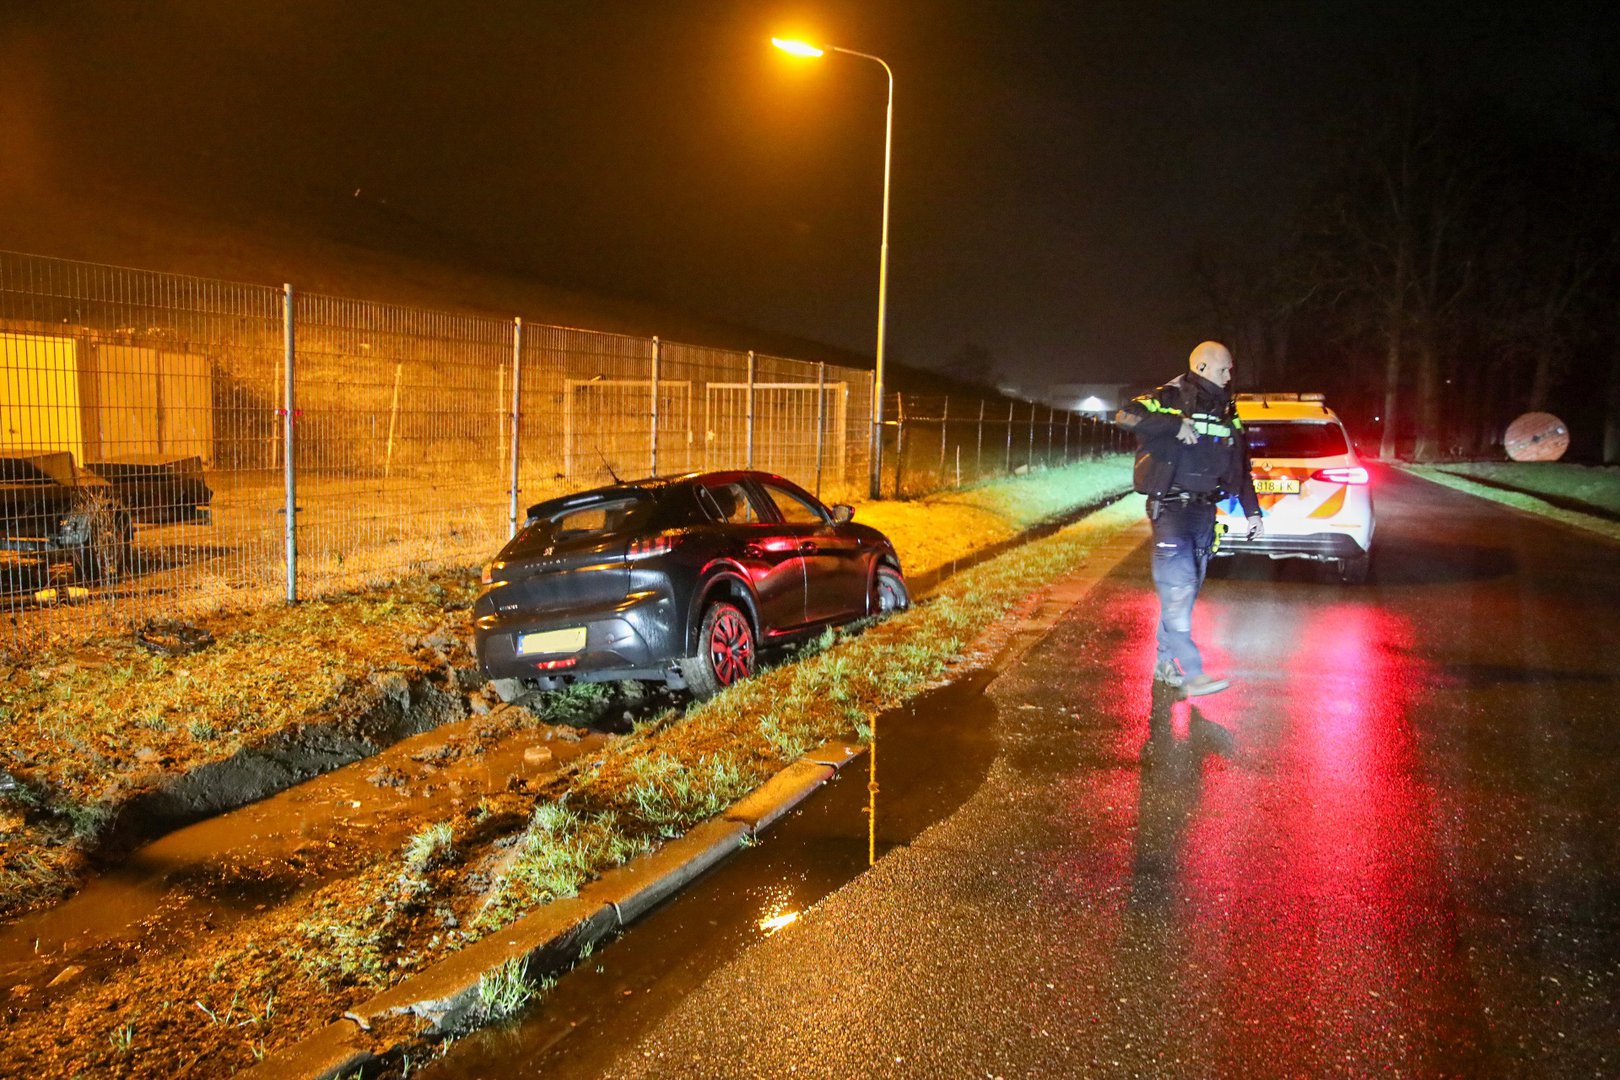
[772,36,894,500]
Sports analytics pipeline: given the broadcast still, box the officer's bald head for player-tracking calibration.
[1189,341,1234,388]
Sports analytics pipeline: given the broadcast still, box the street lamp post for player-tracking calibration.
[772,37,894,499]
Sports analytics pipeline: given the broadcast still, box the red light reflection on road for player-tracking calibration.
[1047,568,1491,1072]
[1179,601,1482,1073]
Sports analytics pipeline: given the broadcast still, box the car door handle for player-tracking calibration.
[798,541,817,553]
[743,543,764,558]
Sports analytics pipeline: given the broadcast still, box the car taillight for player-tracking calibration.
[626,533,677,560]
[1311,466,1369,485]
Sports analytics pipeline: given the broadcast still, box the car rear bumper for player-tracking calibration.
[475,591,680,682]
[1216,531,1369,560]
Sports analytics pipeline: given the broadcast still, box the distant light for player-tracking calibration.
[758,910,801,935]
[1079,396,1108,412]
[771,37,825,58]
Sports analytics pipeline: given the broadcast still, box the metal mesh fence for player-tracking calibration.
[0,249,1119,654]
[290,294,516,595]
[884,393,1127,498]
[0,252,285,653]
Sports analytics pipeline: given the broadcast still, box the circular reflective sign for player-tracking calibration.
[1504,412,1570,462]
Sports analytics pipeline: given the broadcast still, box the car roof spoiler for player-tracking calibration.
[524,484,655,523]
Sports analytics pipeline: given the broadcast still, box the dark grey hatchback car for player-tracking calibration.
[474,470,908,700]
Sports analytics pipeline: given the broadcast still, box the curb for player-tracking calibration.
[246,740,865,1078]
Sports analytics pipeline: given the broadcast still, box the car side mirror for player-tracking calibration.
[831,504,854,525]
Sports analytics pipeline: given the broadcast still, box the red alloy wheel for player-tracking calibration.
[707,606,754,685]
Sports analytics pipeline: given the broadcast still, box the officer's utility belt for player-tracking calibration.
[1149,490,1221,507]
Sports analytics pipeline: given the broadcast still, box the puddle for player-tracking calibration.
[419,669,1001,1080]
[0,713,613,996]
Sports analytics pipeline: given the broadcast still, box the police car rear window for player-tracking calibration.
[1245,422,1349,458]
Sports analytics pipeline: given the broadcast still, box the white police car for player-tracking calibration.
[1214,393,1374,583]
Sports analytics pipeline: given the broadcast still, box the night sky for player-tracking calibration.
[2,0,1615,389]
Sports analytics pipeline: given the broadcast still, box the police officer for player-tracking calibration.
[1115,341,1262,697]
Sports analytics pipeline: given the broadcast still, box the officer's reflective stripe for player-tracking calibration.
[1189,412,1233,438]
[1133,395,1184,416]
[1133,397,1240,436]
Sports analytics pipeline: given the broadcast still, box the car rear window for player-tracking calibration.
[514,496,653,552]
[1245,422,1349,458]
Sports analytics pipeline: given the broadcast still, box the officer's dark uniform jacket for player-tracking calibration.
[1116,372,1261,517]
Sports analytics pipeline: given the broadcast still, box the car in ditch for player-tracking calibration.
[2,451,135,582]
[473,470,909,700]
[84,455,213,526]
[1,451,214,586]
[1213,393,1375,583]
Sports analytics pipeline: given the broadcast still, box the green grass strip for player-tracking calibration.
[1401,464,1620,544]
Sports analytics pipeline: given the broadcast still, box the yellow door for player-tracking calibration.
[0,332,84,460]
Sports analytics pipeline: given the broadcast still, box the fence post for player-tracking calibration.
[649,337,661,476]
[814,360,825,498]
[746,350,756,469]
[893,394,906,497]
[384,363,403,478]
[282,283,297,603]
[938,395,949,481]
[1005,400,1014,474]
[976,399,985,481]
[1046,406,1054,467]
[1028,403,1036,469]
[508,317,523,539]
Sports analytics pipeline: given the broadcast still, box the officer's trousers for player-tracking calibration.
[1148,497,1216,678]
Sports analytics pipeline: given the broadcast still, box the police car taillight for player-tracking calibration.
[1312,466,1369,485]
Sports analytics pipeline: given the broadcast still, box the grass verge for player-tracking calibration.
[1402,463,1620,544]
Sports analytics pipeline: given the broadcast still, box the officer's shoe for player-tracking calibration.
[1152,660,1184,688]
[1181,674,1231,698]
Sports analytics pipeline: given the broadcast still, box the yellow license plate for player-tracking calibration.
[1254,478,1300,495]
[517,626,587,655]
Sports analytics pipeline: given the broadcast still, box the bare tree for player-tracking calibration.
[1300,84,1482,460]
[1189,240,1313,390]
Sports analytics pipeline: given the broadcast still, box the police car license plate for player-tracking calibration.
[1253,478,1301,495]
[517,627,587,655]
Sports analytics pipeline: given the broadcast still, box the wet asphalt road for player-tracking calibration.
[438,468,1620,1078]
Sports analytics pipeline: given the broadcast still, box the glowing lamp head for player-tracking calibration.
[772,37,825,58]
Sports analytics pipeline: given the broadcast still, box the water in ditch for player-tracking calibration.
[417,667,1003,1080]
[0,713,615,997]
